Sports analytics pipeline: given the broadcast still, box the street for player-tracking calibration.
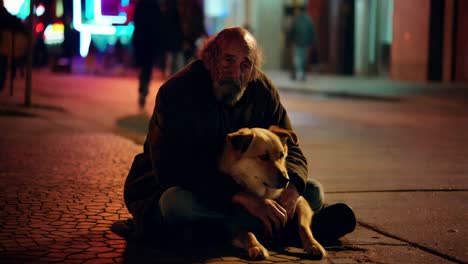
[1,71,467,264]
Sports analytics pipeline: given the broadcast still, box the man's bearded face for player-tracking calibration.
[212,40,253,106]
[215,78,244,106]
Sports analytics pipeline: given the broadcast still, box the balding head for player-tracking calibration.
[201,27,264,82]
[200,27,264,106]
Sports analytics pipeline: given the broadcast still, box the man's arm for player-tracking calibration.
[260,76,309,218]
[261,76,308,194]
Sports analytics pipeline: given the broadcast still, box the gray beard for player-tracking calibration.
[215,79,245,106]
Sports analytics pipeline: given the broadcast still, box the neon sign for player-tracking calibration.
[3,0,30,19]
[72,0,133,57]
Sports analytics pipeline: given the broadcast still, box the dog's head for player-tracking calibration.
[220,126,299,198]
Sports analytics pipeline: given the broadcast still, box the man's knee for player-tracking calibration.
[159,187,196,224]
[302,179,324,212]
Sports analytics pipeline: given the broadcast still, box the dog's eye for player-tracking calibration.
[259,153,269,161]
[279,152,285,159]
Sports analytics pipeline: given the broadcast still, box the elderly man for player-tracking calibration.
[114,27,355,247]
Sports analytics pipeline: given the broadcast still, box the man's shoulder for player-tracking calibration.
[158,60,209,96]
[158,60,210,104]
[250,72,278,96]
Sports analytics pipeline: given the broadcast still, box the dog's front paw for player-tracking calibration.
[248,245,269,260]
[303,240,327,259]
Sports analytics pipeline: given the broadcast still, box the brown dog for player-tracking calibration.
[219,126,327,260]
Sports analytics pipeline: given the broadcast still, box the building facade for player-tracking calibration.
[210,0,467,82]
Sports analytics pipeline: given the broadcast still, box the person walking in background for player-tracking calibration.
[178,0,207,64]
[0,1,26,92]
[287,6,316,81]
[159,0,184,79]
[132,0,162,108]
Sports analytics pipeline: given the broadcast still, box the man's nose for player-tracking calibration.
[225,64,241,78]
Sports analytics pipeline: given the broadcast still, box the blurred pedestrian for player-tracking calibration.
[60,14,76,73]
[132,0,162,108]
[159,0,184,79]
[287,6,316,81]
[0,2,27,91]
[178,0,207,64]
[33,30,48,68]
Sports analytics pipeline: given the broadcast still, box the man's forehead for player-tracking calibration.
[219,39,252,60]
[219,36,247,49]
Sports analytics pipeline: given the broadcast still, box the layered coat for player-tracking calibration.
[124,60,308,232]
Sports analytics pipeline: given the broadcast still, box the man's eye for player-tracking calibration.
[259,154,269,161]
[241,62,251,70]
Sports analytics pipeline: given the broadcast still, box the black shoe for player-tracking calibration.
[312,203,356,244]
[138,95,146,108]
[111,218,137,239]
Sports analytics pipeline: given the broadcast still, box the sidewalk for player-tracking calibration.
[1,70,466,264]
[266,70,468,101]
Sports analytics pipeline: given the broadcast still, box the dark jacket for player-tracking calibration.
[124,60,308,230]
[159,0,183,53]
[288,12,315,47]
[132,0,161,65]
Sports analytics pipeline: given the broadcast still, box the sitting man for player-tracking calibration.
[113,27,356,247]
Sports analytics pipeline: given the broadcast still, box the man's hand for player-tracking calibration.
[232,192,287,237]
[276,183,300,221]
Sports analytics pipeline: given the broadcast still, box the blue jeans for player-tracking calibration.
[157,179,324,237]
[293,45,309,80]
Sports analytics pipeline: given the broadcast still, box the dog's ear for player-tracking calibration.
[227,128,253,153]
[268,125,299,145]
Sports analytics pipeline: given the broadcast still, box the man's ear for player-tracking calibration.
[227,128,253,153]
[268,125,299,145]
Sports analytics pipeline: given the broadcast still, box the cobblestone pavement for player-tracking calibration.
[0,130,135,264]
[0,112,459,264]
[2,71,467,264]
[0,113,362,264]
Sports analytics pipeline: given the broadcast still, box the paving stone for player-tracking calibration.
[64,248,88,254]
[298,259,330,264]
[220,256,244,261]
[64,259,89,263]
[37,256,67,263]
[97,252,122,258]
[86,246,114,253]
[210,260,245,264]
[47,252,70,258]
[67,253,97,259]
[266,255,294,262]
[331,258,358,264]
[71,243,92,249]
[109,243,126,249]
[82,258,116,264]
[204,258,223,262]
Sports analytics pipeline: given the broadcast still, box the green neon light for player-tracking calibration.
[85,0,94,20]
